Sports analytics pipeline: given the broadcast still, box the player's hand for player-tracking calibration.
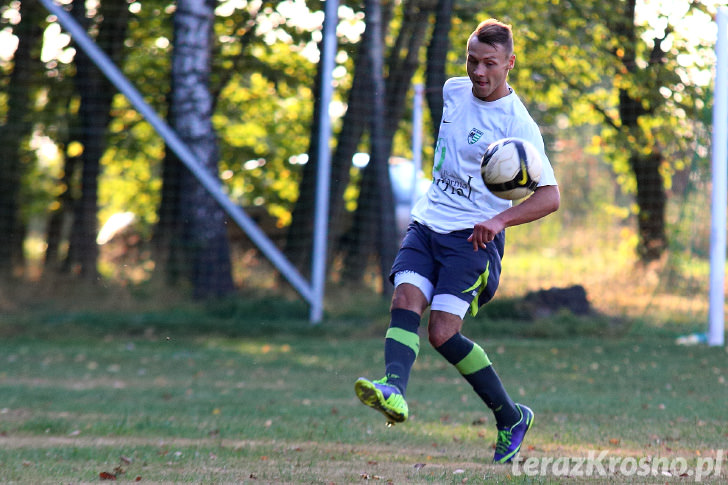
[467,219,505,251]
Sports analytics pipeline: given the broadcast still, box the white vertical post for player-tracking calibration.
[309,0,338,323]
[709,7,727,347]
[411,84,424,210]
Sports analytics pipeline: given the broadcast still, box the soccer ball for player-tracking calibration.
[480,137,542,200]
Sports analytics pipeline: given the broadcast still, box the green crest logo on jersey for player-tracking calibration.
[468,128,484,145]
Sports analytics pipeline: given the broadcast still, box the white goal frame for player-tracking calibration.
[709,7,727,347]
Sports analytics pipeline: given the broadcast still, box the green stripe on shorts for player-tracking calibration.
[462,261,490,317]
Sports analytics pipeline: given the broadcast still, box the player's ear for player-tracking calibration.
[508,54,516,70]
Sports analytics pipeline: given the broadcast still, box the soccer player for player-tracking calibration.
[354,18,560,464]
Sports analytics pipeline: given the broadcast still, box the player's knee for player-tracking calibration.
[391,284,428,314]
[427,317,460,348]
[427,328,442,348]
[428,326,451,348]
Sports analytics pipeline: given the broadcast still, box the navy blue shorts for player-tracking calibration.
[390,222,504,317]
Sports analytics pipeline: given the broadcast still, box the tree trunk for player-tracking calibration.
[324,44,372,264]
[342,0,393,286]
[425,0,453,140]
[283,42,324,276]
[156,125,186,285]
[616,0,667,263]
[630,152,666,262]
[0,0,45,276]
[168,0,234,298]
[342,0,435,288]
[65,0,130,278]
[45,153,80,270]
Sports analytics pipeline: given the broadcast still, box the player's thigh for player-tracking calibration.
[390,222,437,285]
[434,231,493,303]
[391,282,429,315]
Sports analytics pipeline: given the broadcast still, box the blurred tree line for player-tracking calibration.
[0,0,718,298]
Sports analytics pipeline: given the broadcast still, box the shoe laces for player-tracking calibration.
[495,429,513,454]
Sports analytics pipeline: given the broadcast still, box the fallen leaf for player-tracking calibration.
[414,463,426,470]
[472,416,488,426]
[120,456,132,464]
[609,438,620,446]
[99,471,117,480]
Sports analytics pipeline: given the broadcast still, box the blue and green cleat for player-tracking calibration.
[354,377,408,425]
[493,403,534,463]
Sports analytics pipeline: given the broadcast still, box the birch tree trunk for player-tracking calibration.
[168,0,234,297]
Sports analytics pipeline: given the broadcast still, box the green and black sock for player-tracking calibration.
[383,308,421,396]
[435,332,519,427]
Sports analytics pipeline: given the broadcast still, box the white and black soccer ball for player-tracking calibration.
[480,137,543,200]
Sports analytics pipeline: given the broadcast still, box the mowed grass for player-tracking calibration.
[0,307,726,483]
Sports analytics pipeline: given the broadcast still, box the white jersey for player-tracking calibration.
[411,77,557,233]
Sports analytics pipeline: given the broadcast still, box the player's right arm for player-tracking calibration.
[467,184,560,251]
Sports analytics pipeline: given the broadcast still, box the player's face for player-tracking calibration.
[466,37,515,102]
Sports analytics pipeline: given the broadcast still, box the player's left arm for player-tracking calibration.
[468,184,560,251]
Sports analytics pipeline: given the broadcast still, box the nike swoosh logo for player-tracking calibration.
[518,159,528,185]
[443,120,452,123]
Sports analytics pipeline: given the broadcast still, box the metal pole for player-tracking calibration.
[309,0,338,323]
[709,7,728,347]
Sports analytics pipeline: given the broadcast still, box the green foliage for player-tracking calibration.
[509,0,716,185]
[215,71,313,226]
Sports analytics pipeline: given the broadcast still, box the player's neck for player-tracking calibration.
[473,83,512,102]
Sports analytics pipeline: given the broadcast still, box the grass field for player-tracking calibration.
[0,297,726,484]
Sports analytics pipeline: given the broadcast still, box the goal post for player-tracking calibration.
[709,6,727,347]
